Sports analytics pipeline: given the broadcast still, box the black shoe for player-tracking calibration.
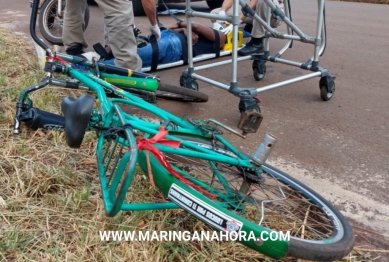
[238,38,264,56]
[66,44,84,57]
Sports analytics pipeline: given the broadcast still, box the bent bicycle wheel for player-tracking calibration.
[156,83,209,103]
[137,135,354,261]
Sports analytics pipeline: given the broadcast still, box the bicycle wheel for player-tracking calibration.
[156,84,209,103]
[106,86,157,104]
[137,134,354,261]
[39,0,90,46]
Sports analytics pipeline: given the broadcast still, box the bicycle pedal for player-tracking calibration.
[237,109,263,134]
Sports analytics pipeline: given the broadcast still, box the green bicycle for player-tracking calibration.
[39,51,209,103]
[13,0,355,260]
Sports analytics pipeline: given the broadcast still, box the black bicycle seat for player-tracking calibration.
[61,94,95,148]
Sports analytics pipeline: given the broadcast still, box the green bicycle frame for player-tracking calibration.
[64,66,289,259]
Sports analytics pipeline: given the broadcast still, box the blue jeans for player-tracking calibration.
[103,30,183,67]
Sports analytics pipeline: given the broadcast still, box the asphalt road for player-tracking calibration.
[1,0,388,255]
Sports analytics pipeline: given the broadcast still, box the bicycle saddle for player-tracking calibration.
[61,94,95,148]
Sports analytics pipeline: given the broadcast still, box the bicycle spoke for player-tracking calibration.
[164,148,336,241]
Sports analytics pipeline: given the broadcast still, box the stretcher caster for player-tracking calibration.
[319,75,336,101]
[252,60,266,81]
[180,75,199,91]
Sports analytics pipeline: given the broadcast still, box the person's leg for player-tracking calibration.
[103,23,110,47]
[63,0,88,54]
[251,0,283,37]
[160,32,182,64]
[224,0,251,30]
[270,0,284,28]
[137,31,182,67]
[238,0,266,55]
[95,0,142,71]
[251,0,268,38]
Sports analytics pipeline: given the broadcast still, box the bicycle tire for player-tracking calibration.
[137,134,354,261]
[107,86,157,104]
[156,84,209,103]
[39,0,90,46]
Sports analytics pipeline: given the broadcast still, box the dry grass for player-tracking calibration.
[0,28,380,261]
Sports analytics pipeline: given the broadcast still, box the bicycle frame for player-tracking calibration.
[12,56,301,258]
[14,0,293,259]
[71,66,256,203]
[14,47,259,207]
[16,0,272,212]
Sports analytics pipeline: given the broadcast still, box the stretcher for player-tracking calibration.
[141,48,243,72]
[141,29,246,73]
[171,0,335,134]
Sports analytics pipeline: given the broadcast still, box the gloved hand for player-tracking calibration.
[150,24,161,41]
[220,20,242,35]
[216,10,226,24]
[213,22,224,31]
[82,51,101,61]
[221,23,233,35]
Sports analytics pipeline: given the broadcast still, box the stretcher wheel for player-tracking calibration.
[189,81,199,91]
[319,76,336,101]
[252,61,266,81]
[180,75,199,91]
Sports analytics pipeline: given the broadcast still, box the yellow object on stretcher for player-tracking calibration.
[222,30,244,51]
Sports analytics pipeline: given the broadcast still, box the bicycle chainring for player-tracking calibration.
[239,167,265,183]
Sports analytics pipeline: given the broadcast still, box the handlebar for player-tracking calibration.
[17,107,65,130]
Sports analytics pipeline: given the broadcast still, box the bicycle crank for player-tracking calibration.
[206,119,246,139]
[237,107,263,135]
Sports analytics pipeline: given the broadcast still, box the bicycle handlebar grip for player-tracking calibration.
[22,107,65,130]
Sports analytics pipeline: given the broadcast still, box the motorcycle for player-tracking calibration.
[31,0,90,46]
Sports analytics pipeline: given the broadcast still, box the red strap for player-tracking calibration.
[253,96,262,104]
[145,151,155,187]
[137,130,217,199]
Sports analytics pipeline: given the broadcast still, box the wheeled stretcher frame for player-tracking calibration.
[141,49,243,72]
[177,0,335,119]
